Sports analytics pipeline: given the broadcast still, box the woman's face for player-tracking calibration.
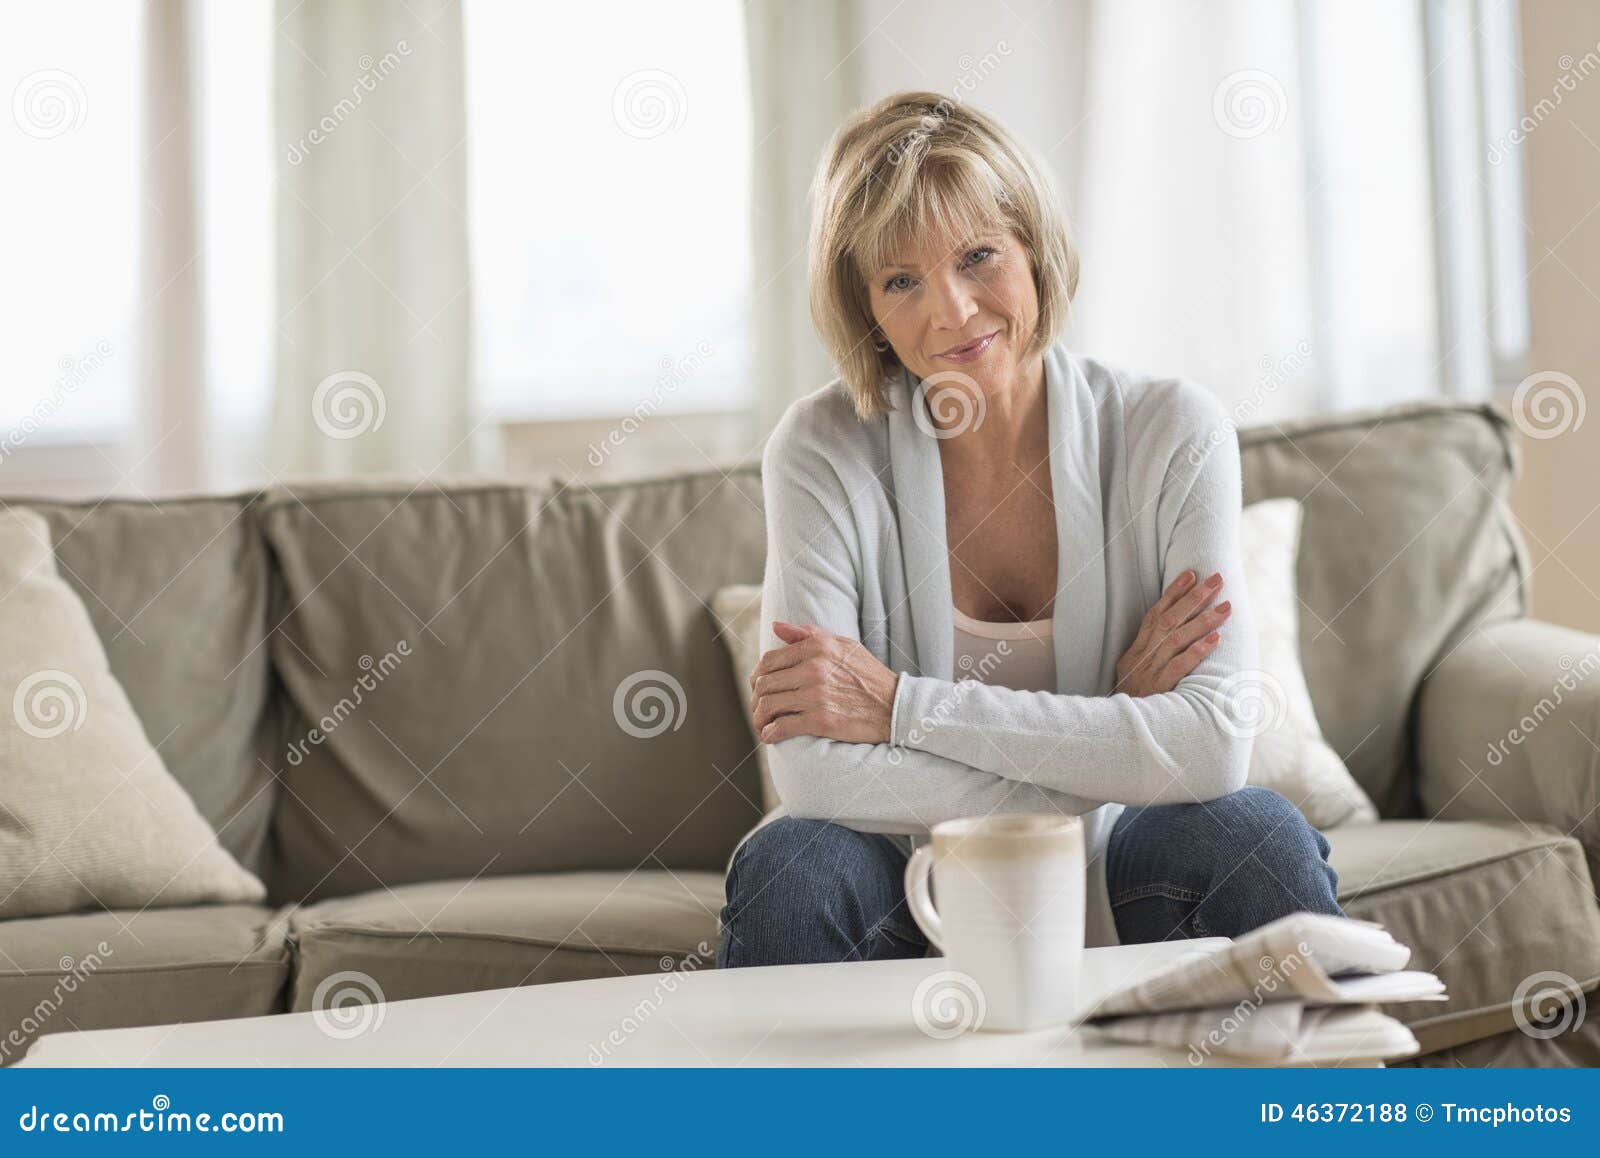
[865,225,1040,388]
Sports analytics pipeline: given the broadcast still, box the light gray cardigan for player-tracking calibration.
[753,341,1259,948]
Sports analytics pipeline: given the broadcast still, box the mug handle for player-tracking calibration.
[903,846,945,951]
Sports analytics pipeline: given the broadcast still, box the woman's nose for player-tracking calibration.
[926,273,977,331]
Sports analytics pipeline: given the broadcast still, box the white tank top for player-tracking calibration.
[952,605,1055,692]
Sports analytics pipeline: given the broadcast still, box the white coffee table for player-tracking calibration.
[17,939,1387,1067]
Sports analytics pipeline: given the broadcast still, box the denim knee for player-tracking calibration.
[1220,787,1335,874]
[717,816,921,967]
[1198,786,1344,918]
[1108,785,1344,942]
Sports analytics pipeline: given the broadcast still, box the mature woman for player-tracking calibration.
[718,92,1344,966]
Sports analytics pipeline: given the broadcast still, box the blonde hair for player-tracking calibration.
[807,91,1079,420]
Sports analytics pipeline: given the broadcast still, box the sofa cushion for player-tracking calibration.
[1393,1017,1600,1067]
[0,508,265,919]
[4,493,276,877]
[1239,401,1526,817]
[0,903,292,1065]
[288,870,723,1009]
[1329,818,1600,1055]
[261,476,768,904]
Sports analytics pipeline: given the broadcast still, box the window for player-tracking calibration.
[1300,0,1441,412]
[0,2,141,445]
[463,0,753,421]
[1,0,273,490]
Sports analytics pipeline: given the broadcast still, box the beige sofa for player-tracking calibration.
[3,397,1599,1066]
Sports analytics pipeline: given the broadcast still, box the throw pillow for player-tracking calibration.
[709,584,780,813]
[1234,497,1378,828]
[0,507,267,919]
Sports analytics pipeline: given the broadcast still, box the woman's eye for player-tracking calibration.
[964,246,995,267]
[883,274,913,293]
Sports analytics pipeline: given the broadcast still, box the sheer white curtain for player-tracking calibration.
[270,0,478,479]
[1065,0,1440,424]
[751,0,1454,430]
[140,0,207,493]
[744,0,865,439]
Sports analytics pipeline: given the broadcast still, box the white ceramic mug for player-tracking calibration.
[904,814,1086,1032]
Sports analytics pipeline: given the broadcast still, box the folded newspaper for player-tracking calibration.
[1080,912,1447,1062]
[1089,1001,1423,1064]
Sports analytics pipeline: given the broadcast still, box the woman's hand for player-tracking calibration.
[749,621,899,745]
[1115,569,1232,697]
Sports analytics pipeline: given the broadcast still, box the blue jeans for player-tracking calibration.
[716,785,1345,966]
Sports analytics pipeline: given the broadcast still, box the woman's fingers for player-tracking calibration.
[1135,597,1231,693]
[1150,597,1230,666]
[760,712,809,744]
[1137,569,1210,644]
[751,688,810,731]
[1137,569,1195,641]
[1158,630,1222,687]
[1157,568,1197,611]
[1117,572,1230,697]
[751,639,817,682]
[750,665,812,699]
[1158,600,1231,661]
[1171,566,1228,623]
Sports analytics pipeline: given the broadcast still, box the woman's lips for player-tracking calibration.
[936,331,998,363]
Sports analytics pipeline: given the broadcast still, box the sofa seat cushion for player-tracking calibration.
[1394,1017,1600,1067]
[288,871,724,1011]
[0,904,293,1065]
[1329,819,1600,1055]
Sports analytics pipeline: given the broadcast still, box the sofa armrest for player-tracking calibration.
[1417,617,1600,882]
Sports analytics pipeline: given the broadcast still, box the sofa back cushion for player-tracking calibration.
[262,474,768,904]
[1,494,277,876]
[1238,400,1526,817]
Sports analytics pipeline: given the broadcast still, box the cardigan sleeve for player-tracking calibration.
[889,422,1260,806]
[757,419,1105,832]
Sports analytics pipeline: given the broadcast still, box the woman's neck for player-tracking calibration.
[935,351,1047,465]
